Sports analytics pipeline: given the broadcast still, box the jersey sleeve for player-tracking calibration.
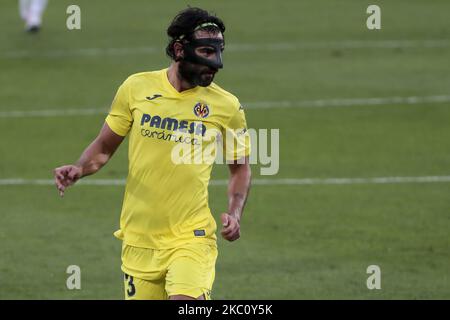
[222,101,251,161]
[105,81,133,137]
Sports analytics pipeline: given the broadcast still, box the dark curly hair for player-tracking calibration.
[165,7,226,60]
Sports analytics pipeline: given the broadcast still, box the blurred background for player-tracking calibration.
[0,0,449,299]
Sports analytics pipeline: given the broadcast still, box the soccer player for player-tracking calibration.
[53,7,251,300]
[19,0,48,33]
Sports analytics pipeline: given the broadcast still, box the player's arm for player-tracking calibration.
[53,122,125,197]
[221,156,251,242]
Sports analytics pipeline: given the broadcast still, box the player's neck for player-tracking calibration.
[167,63,196,92]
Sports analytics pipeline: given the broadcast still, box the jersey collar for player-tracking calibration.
[162,68,201,96]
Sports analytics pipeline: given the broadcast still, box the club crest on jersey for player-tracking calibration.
[193,102,210,118]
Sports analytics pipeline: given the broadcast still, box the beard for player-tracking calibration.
[178,60,217,87]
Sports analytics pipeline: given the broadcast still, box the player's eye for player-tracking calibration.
[197,47,214,54]
[202,48,215,54]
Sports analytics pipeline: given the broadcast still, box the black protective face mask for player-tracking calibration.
[181,38,224,70]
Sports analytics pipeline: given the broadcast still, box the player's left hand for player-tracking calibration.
[220,213,240,242]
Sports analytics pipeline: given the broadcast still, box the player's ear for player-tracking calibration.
[173,41,184,60]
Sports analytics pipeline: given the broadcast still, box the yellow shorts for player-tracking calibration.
[121,242,218,300]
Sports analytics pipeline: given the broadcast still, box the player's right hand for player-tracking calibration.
[53,165,83,197]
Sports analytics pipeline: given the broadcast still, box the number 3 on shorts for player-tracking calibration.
[124,273,136,297]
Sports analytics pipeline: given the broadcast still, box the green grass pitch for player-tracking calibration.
[0,0,449,299]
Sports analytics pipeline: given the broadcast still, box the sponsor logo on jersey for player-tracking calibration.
[140,113,206,136]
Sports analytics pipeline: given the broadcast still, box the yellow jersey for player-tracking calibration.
[105,68,250,249]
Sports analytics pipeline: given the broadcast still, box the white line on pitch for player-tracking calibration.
[1,94,449,118]
[245,95,450,109]
[2,39,450,59]
[1,176,450,187]
[0,108,108,118]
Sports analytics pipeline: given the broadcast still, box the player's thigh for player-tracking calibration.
[123,273,168,300]
[165,244,218,300]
